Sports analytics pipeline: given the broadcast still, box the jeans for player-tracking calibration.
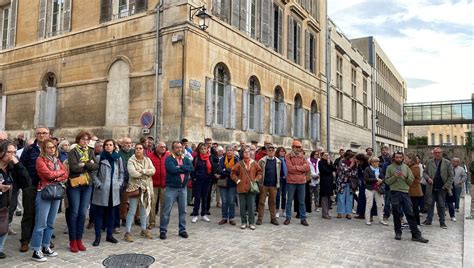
[31,193,61,251]
[391,191,421,237]
[126,197,147,232]
[365,190,384,223]
[310,184,320,208]
[238,193,256,225]
[192,180,210,217]
[258,186,277,220]
[276,179,287,210]
[286,183,306,220]
[410,196,423,225]
[20,185,37,244]
[149,187,165,226]
[219,187,236,220]
[0,234,7,252]
[427,189,447,223]
[93,205,116,238]
[67,185,92,240]
[336,184,353,215]
[454,186,462,210]
[160,187,187,234]
[383,185,391,219]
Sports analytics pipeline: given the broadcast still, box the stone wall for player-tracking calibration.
[406,145,473,166]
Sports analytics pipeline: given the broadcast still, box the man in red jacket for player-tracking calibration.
[147,142,170,229]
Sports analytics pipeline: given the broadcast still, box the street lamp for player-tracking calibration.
[190,6,211,31]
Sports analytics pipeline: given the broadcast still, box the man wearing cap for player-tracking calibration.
[284,140,310,226]
[257,144,281,225]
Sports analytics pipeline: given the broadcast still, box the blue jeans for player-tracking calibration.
[454,186,462,210]
[126,197,147,232]
[0,234,7,252]
[336,184,353,214]
[67,185,92,240]
[276,179,287,210]
[238,193,256,224]
[285,183,306,220]
[31,193,61,250]
[219,186,236,220]
[160,187,187,234]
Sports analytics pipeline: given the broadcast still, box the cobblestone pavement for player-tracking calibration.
[1,198,465,267]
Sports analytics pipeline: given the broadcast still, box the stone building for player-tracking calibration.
[328,19,373,153]
[0,0,327,149]
[406,124,469,146]
[352,36,406,153]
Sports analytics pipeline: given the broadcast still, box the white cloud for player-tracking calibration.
[329,0,474,102]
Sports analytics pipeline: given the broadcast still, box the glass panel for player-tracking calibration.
[422,105,431,120]
[462,103,472,120]
[452,104,463,120]
[404,106,413,121]
[441,105,451,120]
[431,105,441,120]
[412,106,422,121]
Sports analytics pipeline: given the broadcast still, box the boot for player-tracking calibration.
[69,240,79,253]
[77,239,86,251]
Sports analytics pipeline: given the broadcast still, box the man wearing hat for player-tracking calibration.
[284,140,310,226]
[257,144,281,225]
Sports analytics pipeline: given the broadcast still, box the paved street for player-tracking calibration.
[1,198,465,267]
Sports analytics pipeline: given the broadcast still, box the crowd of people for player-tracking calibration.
[0,128,471,262]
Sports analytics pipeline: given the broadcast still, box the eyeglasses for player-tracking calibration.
[36,132,49,135]
[293,146,302,149]
[267,148,275,151]
[46,146,56,149]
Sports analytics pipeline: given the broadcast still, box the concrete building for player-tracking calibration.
[0,0,327,149]
[328,19,373,153]
[352,36,406,154]
[407,124,469,146]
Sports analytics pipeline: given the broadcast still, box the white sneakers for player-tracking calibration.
[202,215,210,222]
[276,212,280,218]
[451,217,457,222]
[380,220,388,226]
[366,222,372,226]
[192,215,210,222]
[240,224,247,229]
[191,216,198,223]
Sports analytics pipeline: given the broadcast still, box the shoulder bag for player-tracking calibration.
[242,162,260,194]
[0,189,12,236]
[41,182,65,201]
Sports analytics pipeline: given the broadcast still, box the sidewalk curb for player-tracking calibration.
[463,194,473,268]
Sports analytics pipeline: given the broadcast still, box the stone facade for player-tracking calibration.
[0,0,328,150]
[328,19,373,154]
[407,124,469,146]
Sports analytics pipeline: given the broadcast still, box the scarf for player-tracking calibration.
[243,158,252,170]
[100,151,121,179]
[46,155,60,171]
[224,155,235,169]
[76,146,89,163]
[199,152,212,174]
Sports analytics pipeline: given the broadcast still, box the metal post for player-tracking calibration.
[153,2,164,141]
[325,8,331,152]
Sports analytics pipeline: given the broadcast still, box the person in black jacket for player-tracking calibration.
[364,157,388,226]
[318,152,336,219]
[191,143,215,223]
[0,140,31,259]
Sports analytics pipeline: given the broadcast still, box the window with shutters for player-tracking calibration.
[37,73,58,128]
[305,30,316,73]
[351,100,357,124]
[273,87,286,136]
[336,54,343,91]
[248,76,261,131]
[294,94,303,138]
[212,0,231,23]
[0,0,17,50]
[310,100,320,141]
[214,64,230,126]
[336,91,343,119]
[288,16,301,64]
[272,3,283,53]
[248,0,259,38]
[363,77,367,105]
[351,68,356,98]
[100,0,147,22]
[38,0,71,38]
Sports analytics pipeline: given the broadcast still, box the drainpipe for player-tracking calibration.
[370,37,377,154]
[180,29,187,140]
[153,2,164,141]
[325,13,331,152]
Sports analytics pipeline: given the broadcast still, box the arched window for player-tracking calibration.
[106,60,130,127]
[293,94,303,138]
[310,100,320,141]
[272,86,286,135]
[244,76,263,132]
[205,63,235,128]
[37,72,58,128]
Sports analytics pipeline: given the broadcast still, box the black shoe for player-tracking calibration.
[0,252,6,259]
[31,250,47,262]
[295,213,301,219]
[93,237,101,246]
[106,236,118,243]
[412,236,429,243]
[134,219,141,226]
[395,233,402,240]
[51,234,56,239]
[301,219,309,226]
[15,211,22,216]
[121,219,126,227]
[42,247,58,257]
[421,220,432,226]
[256,219,262,225]
[179,232,188,239]
[159,232,167,240]
[440,223,448,229]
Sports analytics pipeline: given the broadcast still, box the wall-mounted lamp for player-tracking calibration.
[189,6,211,31]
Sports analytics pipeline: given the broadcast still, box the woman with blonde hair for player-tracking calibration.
[364,156,387,226]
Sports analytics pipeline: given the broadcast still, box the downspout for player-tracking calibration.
[325,14,331,152]
[180,29,187,140]
[153,1,164,141]
[370,37,377,154]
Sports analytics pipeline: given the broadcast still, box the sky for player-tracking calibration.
[328,0,473,103]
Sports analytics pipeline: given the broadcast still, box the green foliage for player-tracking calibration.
[408,136,428,146]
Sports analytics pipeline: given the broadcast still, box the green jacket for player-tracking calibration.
[385,163,414,193]
[423,158,454,195]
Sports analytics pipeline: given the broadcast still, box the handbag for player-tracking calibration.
[217,178,228,188]
[250,181,260,194]
[126,184,140,198]
[41,182,65,201]
[377,182,386,195]
[69,174,89,188]
[0,190,12,236]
